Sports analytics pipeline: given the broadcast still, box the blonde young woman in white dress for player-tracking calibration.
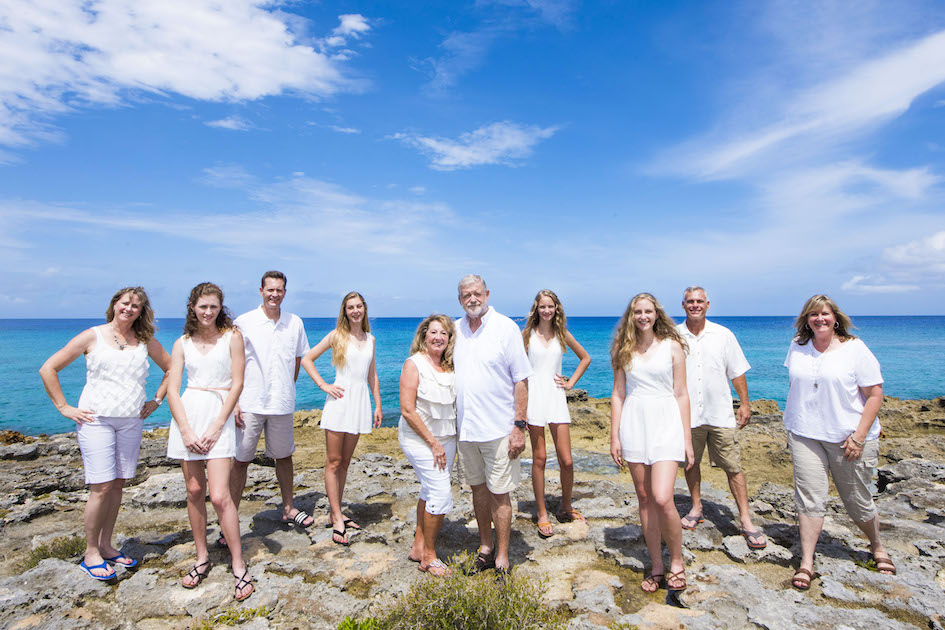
[40,287,170,581]
[521,290,590,538]
[610,293,693,593]
[166,283,253,602]
[301,291,383,546]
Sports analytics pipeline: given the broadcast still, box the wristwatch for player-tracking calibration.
[514,420,527,430]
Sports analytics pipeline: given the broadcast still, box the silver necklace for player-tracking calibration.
[113,328,128,350]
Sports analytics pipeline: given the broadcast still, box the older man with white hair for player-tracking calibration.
[453,274,532,577]
[676,286,766,549]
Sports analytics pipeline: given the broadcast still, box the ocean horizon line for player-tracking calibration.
[3,314,944,322]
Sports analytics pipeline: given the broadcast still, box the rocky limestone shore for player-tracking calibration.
[1,393,944,629]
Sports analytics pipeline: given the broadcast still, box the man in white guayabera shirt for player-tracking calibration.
[454,275,532,577]
[228,271,313,536]
[676,286,766,549]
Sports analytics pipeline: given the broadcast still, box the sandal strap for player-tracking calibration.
[233,568,253,589]
[794,568,813,578]
[293,510,311,525]
[187,559,212,578]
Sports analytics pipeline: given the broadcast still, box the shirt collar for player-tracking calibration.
[257,305,286,328]
[463,305,493,333]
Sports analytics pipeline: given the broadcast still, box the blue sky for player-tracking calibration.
[2,0,944,318]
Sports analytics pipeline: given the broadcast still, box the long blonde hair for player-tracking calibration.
[409,314,455,372]
[610,292,686,371]
[793,294,856,345]
[522,289,567,352]
[331,291,370,368]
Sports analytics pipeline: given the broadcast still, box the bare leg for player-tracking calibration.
[83,480,116,577]
[528,425,549,525]
[797,513,823,574]
[207,458,252,599]
[230,459,250,510]
[649,461,684,585]
[726,471,757,531]
[548,423,575,514]
[470,483,494,554]
[420,510,447,568]
[409,499,426,561]
[854,516,893,572]
[181,461,210,586]
[629,463,663,588]
[277,456,311,524]
[491,491,513,570]
[683,461,704,521]
[325,430,360,534]
[97,479,126,558]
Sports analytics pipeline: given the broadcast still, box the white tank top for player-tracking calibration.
[78,326,149,417]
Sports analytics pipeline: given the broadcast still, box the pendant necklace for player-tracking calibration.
[113,327,127,351]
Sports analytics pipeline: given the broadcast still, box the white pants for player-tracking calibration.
[76,416,143,484]
[399,433,457,515]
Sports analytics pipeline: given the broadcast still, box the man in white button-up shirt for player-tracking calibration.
[229,271,314,532]
[454,275,532,576]
[676,286,766,549]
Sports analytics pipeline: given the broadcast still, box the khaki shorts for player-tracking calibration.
[788,431,878,522]
[235,412,295,462]
[691,425,742,474]
[457,435,522,495]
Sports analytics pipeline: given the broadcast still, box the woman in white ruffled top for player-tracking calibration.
[398,314,457,576]
[40,287,170,581]
[521,290,590,538]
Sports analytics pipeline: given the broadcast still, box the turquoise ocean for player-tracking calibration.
[3,316,943,436]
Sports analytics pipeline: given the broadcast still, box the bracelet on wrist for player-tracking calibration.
[849,435,865,447]
[152,397,163,406]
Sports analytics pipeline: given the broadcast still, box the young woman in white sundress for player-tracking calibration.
[610,293,693,594]
[521,290,591,539]
[166,283,253,602]
[301,291,383,546]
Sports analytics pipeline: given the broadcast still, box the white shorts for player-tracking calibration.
[76,416,144,484]
[399,433,457,515]
[457,435,522,495]
[235,412,296,462]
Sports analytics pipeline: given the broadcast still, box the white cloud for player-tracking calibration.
[396,121,559,170]
[841,274,919,293]
[654,28,945,180]
[421,28,502,95]
[329,125,361,134]
[0,1,368,150]
[334,14,371,38]
[883,230,945,272]
[477,0,576,29]
[205,116,252,131]
[409,186,426,195]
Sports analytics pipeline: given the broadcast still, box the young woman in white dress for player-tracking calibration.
[521,290,590,538]
[610,293,693,593]
[301,291,383,545]
[40,287,170,580]
[166,283,253,602]
[398,314,457,576]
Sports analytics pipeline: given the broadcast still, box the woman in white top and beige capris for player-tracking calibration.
[398,314,457,577]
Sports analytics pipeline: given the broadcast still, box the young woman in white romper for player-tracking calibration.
[610,293,693,593]
[301,291,383,545]
[166,283,253,602]
[521,290,590,538]
[40,287,170,580]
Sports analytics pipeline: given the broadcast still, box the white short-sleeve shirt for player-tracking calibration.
[783,338,883,442]
[454,307,533,442]
[235,306,310,415]
[677,320,751,429]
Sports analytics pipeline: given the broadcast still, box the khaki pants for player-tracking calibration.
[788,431,878,522]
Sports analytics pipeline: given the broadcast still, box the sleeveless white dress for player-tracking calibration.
[167,331,237,461]
[78,326,149,418]
[526,331,571,426]
[321,335,375,435]
[619,339,684,464]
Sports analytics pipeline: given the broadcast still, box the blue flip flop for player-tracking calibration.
[80,559,117,581]
[103,552,138,569]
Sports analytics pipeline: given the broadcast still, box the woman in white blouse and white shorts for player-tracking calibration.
[39,287,170,581]
[398,314,457,577]
[783,294,893,590]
